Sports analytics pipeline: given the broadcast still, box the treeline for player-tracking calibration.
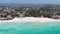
[15,7,53,18]
[0,6,59,18]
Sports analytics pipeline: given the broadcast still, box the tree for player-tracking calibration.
[42,12,51,18]
[29,8,41,17]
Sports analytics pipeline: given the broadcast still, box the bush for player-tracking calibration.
[42,12,51,18]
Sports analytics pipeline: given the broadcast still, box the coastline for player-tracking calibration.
[0,17,60,22]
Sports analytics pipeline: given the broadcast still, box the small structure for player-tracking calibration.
[0,15,13,20]
[3,7,15,13]
[6,15,13,20]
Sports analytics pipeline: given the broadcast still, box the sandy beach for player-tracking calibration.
[0,17,60,23]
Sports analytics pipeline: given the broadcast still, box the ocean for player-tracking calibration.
[0,21,60,34]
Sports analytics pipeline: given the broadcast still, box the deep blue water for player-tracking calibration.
[0,21,60,34]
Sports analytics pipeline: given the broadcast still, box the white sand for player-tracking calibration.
[0,17,60,23]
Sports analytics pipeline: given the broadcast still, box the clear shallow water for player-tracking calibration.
[0,21,60,34]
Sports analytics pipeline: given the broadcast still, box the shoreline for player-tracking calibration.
[0,17,60,22]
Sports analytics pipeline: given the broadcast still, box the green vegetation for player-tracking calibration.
[0,6,58,18]
[42,12,51,18]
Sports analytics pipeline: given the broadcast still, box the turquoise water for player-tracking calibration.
[0,21,60,34]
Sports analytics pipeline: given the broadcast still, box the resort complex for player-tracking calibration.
[0,4,60,20]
